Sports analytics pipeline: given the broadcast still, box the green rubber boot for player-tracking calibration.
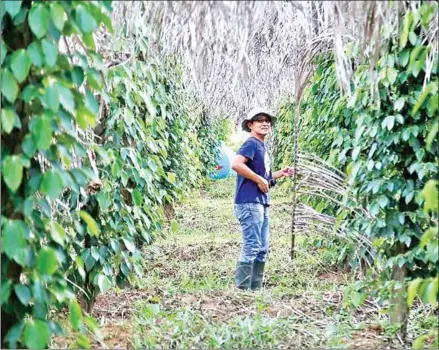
[235,261,253,290]
[251,261,265,290]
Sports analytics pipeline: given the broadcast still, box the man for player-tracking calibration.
[231,107,295,290]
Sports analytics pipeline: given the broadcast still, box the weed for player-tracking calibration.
[78,179,437,349]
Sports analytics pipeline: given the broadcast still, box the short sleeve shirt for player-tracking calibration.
[234,136,273,206]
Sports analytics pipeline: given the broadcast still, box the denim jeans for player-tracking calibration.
[234,203,270,263]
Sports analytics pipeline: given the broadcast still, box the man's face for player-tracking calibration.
[248,114,272,135]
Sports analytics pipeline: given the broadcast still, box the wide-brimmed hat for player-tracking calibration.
[241,107,277,132]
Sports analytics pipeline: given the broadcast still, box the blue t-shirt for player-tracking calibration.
[234,136,273,206]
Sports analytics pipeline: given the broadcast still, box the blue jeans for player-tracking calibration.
[234,203,270,263]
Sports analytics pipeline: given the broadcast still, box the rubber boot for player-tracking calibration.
[235,261,253,290]
[251,261,265,290]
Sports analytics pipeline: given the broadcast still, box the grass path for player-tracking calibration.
[84,178,406,349]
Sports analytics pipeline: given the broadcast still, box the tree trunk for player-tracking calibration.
[389,244,408,340]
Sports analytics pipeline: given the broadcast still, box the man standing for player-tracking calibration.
[231,107,295,290]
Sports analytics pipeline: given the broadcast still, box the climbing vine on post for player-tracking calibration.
[341,3,438,336]
[275,1,438,340]
[65,45,214,312]
[1,1,112,348]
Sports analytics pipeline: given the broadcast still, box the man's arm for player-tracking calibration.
[272,166,295,180]
[232,155,269,193]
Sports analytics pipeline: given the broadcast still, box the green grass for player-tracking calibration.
[47,177,437,349]
[74,177,435,349]
[125,177,394,348]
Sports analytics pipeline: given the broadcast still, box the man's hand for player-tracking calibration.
[280,166,295,177]
[232,155,269,193]
[256,176,269,193]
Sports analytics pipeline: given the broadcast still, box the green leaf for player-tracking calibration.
[395,114,404,125]
[378,196,389,208]
[167,172,176,184]
[405,191,414,204]
[4,1,22,18]
[11,5,26,26]
[408,31,417,46]
[36,247,59,276]
[58,84,75,113]
[394,97,405,111]
[22,134,37,158]
[350,291,363,307]
[1,70,19,103]
[21,84,39,103]
[72,66,84,86]
[132,189,143,206]
[75,256,86,281]
[75,5,97,33]
[352,147,361,161]
[416,148,425,162]
[51,221,67,246]
[2,155,23,193]
[399,50,410,67]
[2,279,12,304]
[23,198,34,218]
[40,169,64,199]
[83,315,99,332]
[97,275,111,294]
[24,319,50,349]
[69,299,83,331]
[369,202,380,217]
[110,239,121,254]
[1,41,7,65]
[420,227,436,248]
[28,3,49,39]
[412,82,436,115]
[87,3,113,32]
[71,334,90,349]
[111,158,122,177]
[2,219,27,260]
[14,284,31,306]
[4,321,24,349]
[80,210,100,236]
[400,12,411,48]
[27,41,44,67]
[1,108,18,134]
[420,3,437,26]
[171,219,180,233]
[122,238,135,252]
[76,106,96,130]
[50,3,66,31]
[427,277,438,304]
[421,180,438,213]
[408,278,423,306]
[82,32,96,50]
[41,38,58,67]
[85,89,99,114]
[43,81,60,112]
[87,68,103,90]
[409,46,427,77]
[426,120,438,151]
[124,107,134,125]
[32,115,52,150]
[427,91,438,114]
[10,49,31,83]
[96,191,110,211]
[402,128,411,141]
[413,334,431,350]
[381,115,395,131]
[387,68,398,84]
